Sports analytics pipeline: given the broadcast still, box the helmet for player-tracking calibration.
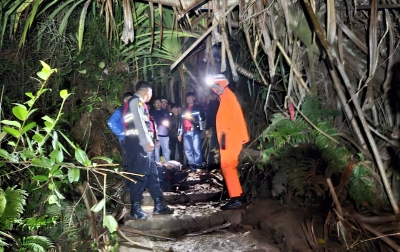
[205,74,229,88]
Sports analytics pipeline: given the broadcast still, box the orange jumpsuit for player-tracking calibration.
[215,87,249,198]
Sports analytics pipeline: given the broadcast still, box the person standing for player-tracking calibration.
[205,90,220,168]
[169,104,184,163]
[151,98,171,163]
[178,92,205,171]
[123,81,174,219]
[208,74,249,210]
[161,98,169,111]
[107,92,133,170]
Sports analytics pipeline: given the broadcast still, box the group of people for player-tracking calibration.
[107,74,250,220]
[149,92,214,172]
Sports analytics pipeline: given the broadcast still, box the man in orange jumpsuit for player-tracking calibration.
[207,74,250,210]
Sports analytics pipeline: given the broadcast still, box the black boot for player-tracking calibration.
[153,197,174,215]
[220,197,243,210]
[130,201,147,220]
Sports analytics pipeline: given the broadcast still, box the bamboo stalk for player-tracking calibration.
[170,1,239,71]
[243,29,269,86]
[276,41,311,95]
[301,0,400,215]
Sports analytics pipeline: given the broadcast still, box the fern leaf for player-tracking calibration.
[0,187,27,230]
[21,235,52,252]
[349,165,374,208]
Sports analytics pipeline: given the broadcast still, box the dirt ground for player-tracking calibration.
[119,199,343,252]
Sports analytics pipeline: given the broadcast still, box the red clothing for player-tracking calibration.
[183,106,193,132]
[216,88,249,198]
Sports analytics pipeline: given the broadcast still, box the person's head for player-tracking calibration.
[171,104,178,115]
[153,98,161,110]
[207,74,229,95]
[122,92,133,103]
[177,105,182,114]
[135,81,153,102]
[186,92,196,105]
[161,98,168,109]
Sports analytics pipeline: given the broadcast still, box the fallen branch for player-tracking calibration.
[119,225,176,241]
[186,223,231,236]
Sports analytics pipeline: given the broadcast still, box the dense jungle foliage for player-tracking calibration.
[1,0,400,251]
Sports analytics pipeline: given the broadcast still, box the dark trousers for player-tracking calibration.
[169,136,184,163]
[125,136,163,202]
[207,127,219,165]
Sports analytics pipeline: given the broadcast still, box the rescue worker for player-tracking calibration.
[123,81,174,219]
[208,74,250,210]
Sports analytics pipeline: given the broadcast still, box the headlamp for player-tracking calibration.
[205,76,214,86]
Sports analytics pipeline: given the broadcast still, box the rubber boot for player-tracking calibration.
[220,197,243,210]
[130,201,147,220]
[153,197,174,215]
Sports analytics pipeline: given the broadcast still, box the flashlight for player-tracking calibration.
[162,120,169,127]
[184,112,192,119]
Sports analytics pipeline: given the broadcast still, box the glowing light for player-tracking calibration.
[162,120,169,127]
[205,76,214,86]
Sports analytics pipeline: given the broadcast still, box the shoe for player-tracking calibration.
[131,201,147,220]
[153,197,174,215]
[220,198,243,210]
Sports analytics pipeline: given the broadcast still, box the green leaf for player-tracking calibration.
[32,175,49,181]
[58,130,76,149]
[48,195,58,205]
[256,163,264,171]
[78,69,87,74]
[22,122,37,134]
[3,126,20,138]
[104,215,118,233]
[25,92,34,99]
[67,168,80,183]
[91,156,113,164]
[0,149,9,159]
[37,71,49,81]
[54,189,65,200]
[75,148,90,166]
[42,115,54,124]
[98,62,106,69]
[91,198,105,213]
[1,120,21,129]
[0,132,6,142]
[33,133,44,143]
[59,90,69,99]
[50,149,63,163]
[51,131,58,150]
[40,60,52,71]
[32,157,53,169]
[20,150,36,160]
[12,105,28,121]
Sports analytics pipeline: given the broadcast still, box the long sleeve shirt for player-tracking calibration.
[216,88,249,153]
[151,109,170,137]
[128,95,154,147]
